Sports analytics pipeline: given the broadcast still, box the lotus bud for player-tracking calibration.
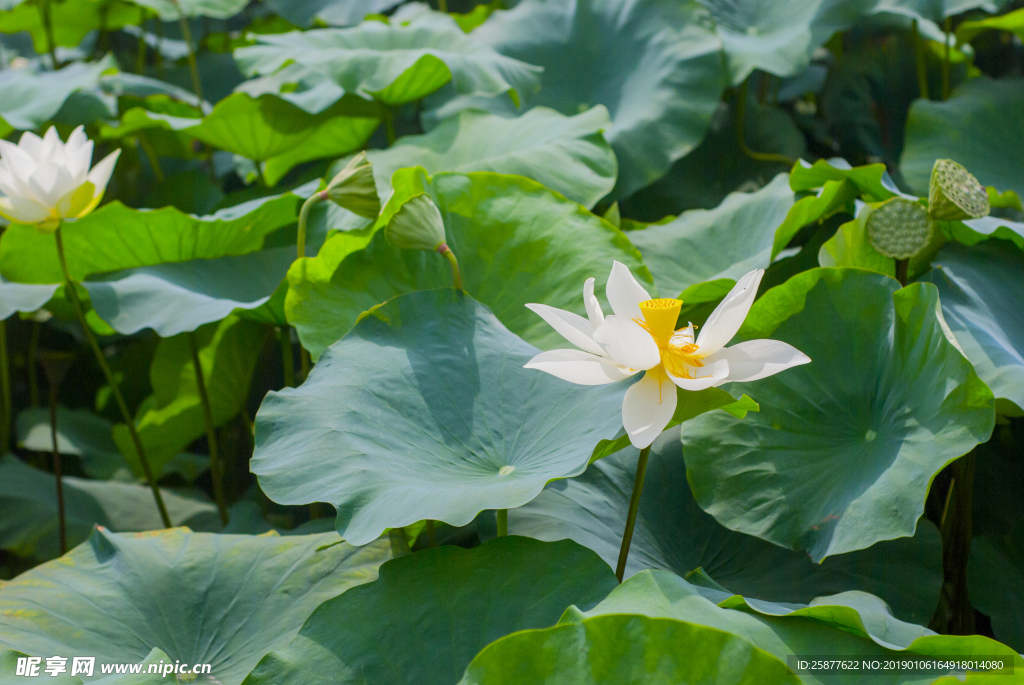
[866,197,934,260]
[928,158,990,221]
[385,193,447,251]
[325,151,380,219]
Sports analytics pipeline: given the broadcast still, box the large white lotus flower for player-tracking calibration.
[525,261,810,448]
[0,126,120,232]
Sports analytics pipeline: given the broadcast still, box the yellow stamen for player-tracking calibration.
[638,298,683,345]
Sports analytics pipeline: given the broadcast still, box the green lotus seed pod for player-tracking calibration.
[928,158,990,221]
[325,151,381,219]
[385,193,447,251]
[865,197,934,260]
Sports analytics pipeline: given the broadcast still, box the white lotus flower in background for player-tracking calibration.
[0,126,120,232]
[525,261,811,449]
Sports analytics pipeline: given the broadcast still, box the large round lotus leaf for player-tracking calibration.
[16,407,128,480]
[285,168,651,360]
[82,247,295,336]
[511,428,943,625]
[127,0,249,20]
[580,569,1024,684]
[969,518,1024,652]
[333,106,617,212]
[458,612,798,685]
[0,5,141,53]
[919,241,1024,414]
[264,0,404,27]
[449,0,726,199]
[243,536,618,685]
[0,56,115,134]
[682,268,994,561]
[234,21,541,107]
[0,455,219,561]
[0,276,56,320]
[254,289,629,546]
[0,188,309,284]
[901,78,1024,199]
[871,0,1012,24]
[619,98,805,220]
[627,173,795,301]
[0,527,389,684]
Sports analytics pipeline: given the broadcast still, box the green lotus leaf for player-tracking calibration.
[243,537,618,685]
[0,189,309,284]
[189,93,380,185]
[0,55,115,134]
[577,569,1024,683]
[234,20,542,107]
[0,277,57,319]
[919,240,1024,414]
[902,77,1024,199]
[943,214,1024,252]
[263,0,406,28]
[627,174,795,301]
[286,168,650,360]
[254,289,629,546]
[620,97,805,220]
[458,612,798,685]
[81,246,296,336]
[957,6,1024,43]
[772,177,859,259]
[701,0,867,85]
[16,407,127,480]
[0,527,390,684]
[789,158,897,201]
[0,455,219,561]
[0,2,141,53]
[447,0,725,198]
[330,106,617,213]
[126,0,248,19]
[113,315,267,478]
[871,0,1013,24]
[0,649,81,683]
[818,208,896,276]
[969,517,1024,652]
[511,428,944,625]
[682,268,994,561]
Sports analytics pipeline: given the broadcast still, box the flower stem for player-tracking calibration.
[736,80,795,166]
[496,509,508,537]
[934,450,977,634]
[0,319,10,454]
[54,227,172,528]
[941,17,952,101]
[426,519,437,547]
[48,381,66,554]
[278,327,295,388]
[438,0,447,12]
[38,0,60,69]
[912,19,930,100]
[437,243,463,291]
[896,259,909,287]
[297,190,327,261]
[173,4,204,102]
[28,321,40,407]
[616,445,651,583]
[389,528,411,557]
[188,332,228,525]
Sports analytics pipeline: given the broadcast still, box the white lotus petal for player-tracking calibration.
[583,277,604,329]
[667,358,730,391]
[696,269,764,356]
[27,164,76,208]
[0,195,50,224]
[524,349,634,385]
[702,339,810,383]
[525,303,605,355]
[593,315,660,371]
[87,149,121,196]
[606,260,651,320]
[670,323,695,346]
[67,139,94,185]
[16,130,45,159]
[0,167,31,200]
[622,369,677,448]
[0,140,40,187]
[65,126,87,154]
[40,127,63,164]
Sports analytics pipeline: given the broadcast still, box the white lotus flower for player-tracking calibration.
[0,126,120,232]
[525,261,811,449]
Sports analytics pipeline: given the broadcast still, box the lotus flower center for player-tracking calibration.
[637,298,703,379]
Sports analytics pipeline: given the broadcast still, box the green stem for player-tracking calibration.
[188,332,228,525]
[896,259,908,287]
[135,12,148,74]
[426,519,437,547]
[299,348,311,384]
[616,445,651,583]
[736,80,796,166]
[174,7,204,102]
[496,509,508,537]
[942,451,976,634]
[38,0,59,69]
[137,134,164,184]
[278,327,295,388]
[389,528,411,557]
[0,319,9,454]
[379,101,396,146]
[48,383,66,554]
[297,191,327,261]
[912,20,930,100]
[437,243,463,291]
[28,320,40,407]
[54,227,172,528]
[942,17,952,101]
[438,0,447,12]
